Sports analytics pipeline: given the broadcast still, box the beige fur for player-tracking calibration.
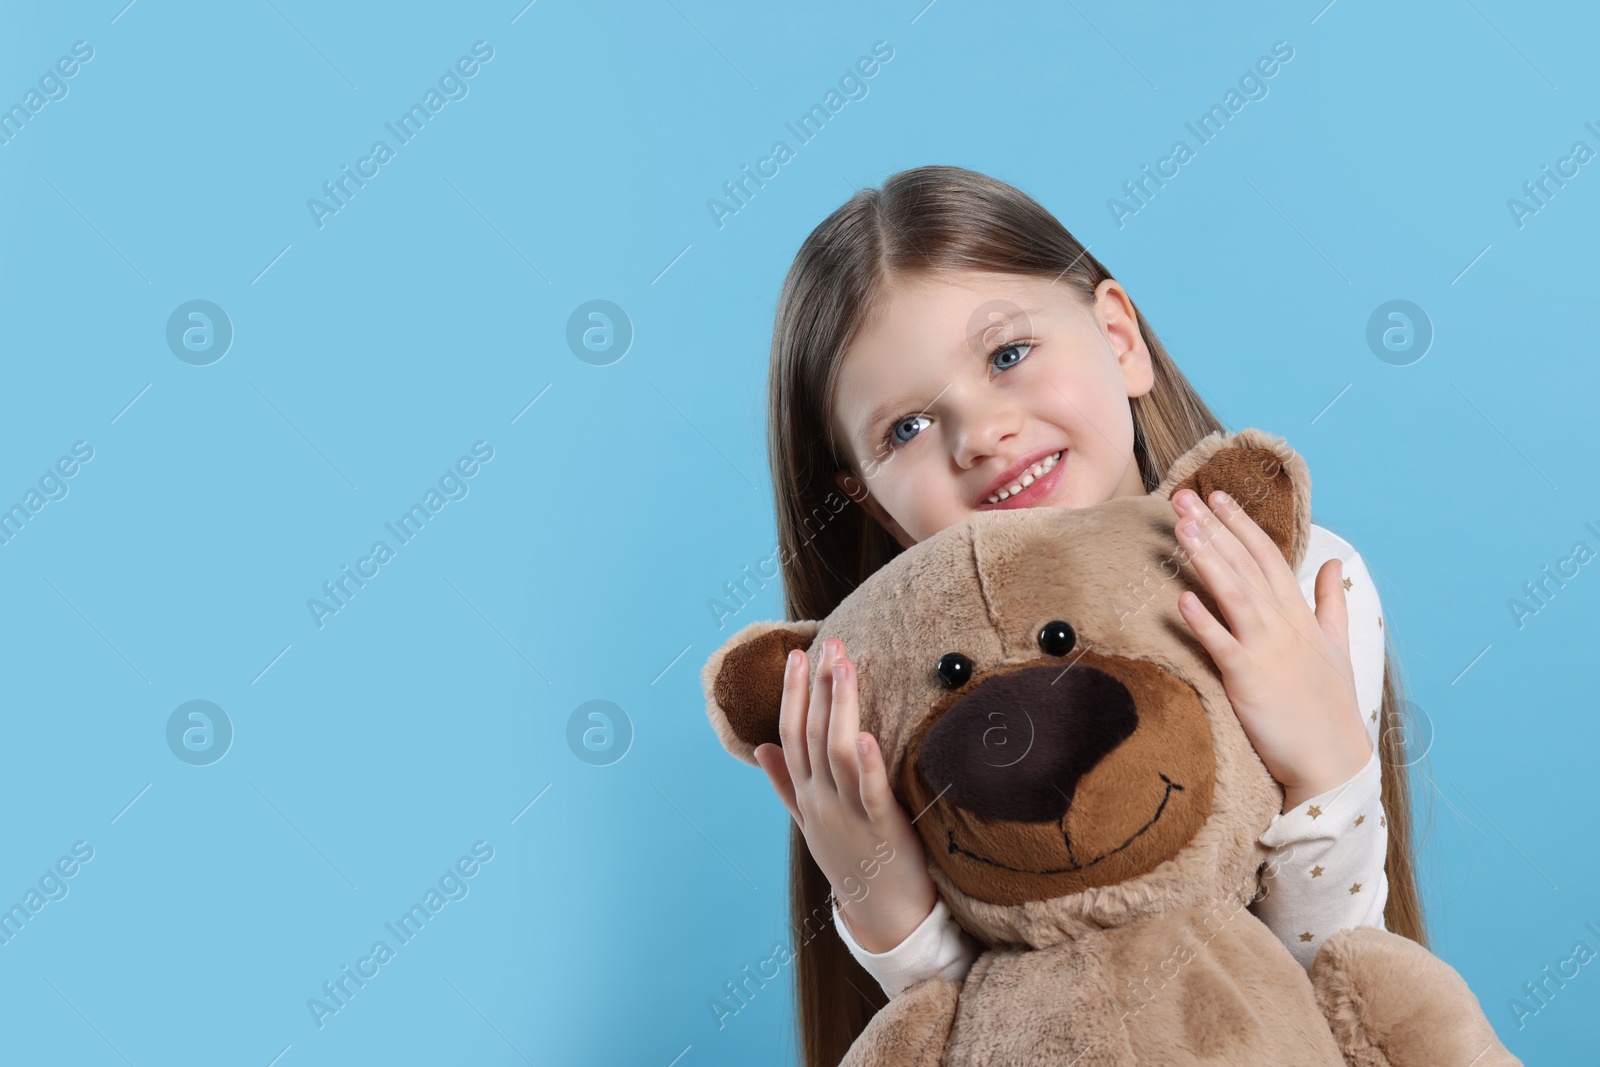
[703,428,1520,1066]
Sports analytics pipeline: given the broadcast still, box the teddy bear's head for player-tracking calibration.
[702,429,1313,950]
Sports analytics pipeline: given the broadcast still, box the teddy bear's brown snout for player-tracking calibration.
[915,664,1140,824]
[899,649,1219,907]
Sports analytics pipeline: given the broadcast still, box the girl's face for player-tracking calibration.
[830,270,1156,549]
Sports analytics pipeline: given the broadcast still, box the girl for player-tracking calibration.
[751,165,1426,1067]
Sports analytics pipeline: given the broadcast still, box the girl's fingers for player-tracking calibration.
[826,654,867,818]
[1178,587,1242,669]
[777,649,812,784]
[1314,558,1352,658]
[1174,493,1267,638]
[856,732,901,824]
[1206,489,1305,606]
[806,639,838,791]
[754,742,801,825]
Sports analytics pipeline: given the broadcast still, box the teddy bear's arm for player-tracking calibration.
[1310,926,1522,1066]
[839,975,963,1067]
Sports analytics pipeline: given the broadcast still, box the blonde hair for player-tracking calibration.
[764,165,1428,1067]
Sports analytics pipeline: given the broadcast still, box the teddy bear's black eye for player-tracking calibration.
[1038,620,1077,657]
[934,652,974,689]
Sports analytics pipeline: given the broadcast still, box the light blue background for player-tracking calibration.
[1,0,1595,1063]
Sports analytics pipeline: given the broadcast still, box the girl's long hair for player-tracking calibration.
[764,165,1429,1067]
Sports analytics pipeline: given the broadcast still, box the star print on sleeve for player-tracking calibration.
[1251,535,1391,973]
[1254,537,1395,972]
[1256,743,1387,969]
[1339,555,1388,791]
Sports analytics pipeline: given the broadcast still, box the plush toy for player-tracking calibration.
[702,428,1519,1066]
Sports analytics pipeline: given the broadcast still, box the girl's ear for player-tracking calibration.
[1153,428,1312,575]
[701,619,820,766]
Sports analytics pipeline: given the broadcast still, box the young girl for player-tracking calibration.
[751,165,1427,1067]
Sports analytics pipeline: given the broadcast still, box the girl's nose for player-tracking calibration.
[951,403,1024,472]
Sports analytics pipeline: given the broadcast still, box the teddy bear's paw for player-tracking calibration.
[841,976,961,1067]
[1310,926,1523,1067]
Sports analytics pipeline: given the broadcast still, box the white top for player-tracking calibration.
[833,521,1390,996]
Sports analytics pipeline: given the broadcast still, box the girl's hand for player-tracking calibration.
[1170,488,1374,814]
[752,637,938,954]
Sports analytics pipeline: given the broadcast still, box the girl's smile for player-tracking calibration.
[976,446,1066,509]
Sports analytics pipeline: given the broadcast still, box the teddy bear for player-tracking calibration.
[701,428,1519,1066]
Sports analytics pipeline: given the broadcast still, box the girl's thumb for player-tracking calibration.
[1315,558,1350,653]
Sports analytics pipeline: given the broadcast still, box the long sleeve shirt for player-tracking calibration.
[833,522,1391,996]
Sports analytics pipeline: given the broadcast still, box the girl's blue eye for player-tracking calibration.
[887,413,932,447]
[880,341,1034,450]
[990,340,1031,371]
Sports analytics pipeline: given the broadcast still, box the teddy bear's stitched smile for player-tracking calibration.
[942,773,1184,875]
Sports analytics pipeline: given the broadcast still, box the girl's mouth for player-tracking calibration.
[980,450,1066,509]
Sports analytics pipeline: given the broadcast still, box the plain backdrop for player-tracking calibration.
[0,0,1595,1063]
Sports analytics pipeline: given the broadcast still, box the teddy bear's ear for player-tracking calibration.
[1153,428,1312,574]
[701,619,820,766]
